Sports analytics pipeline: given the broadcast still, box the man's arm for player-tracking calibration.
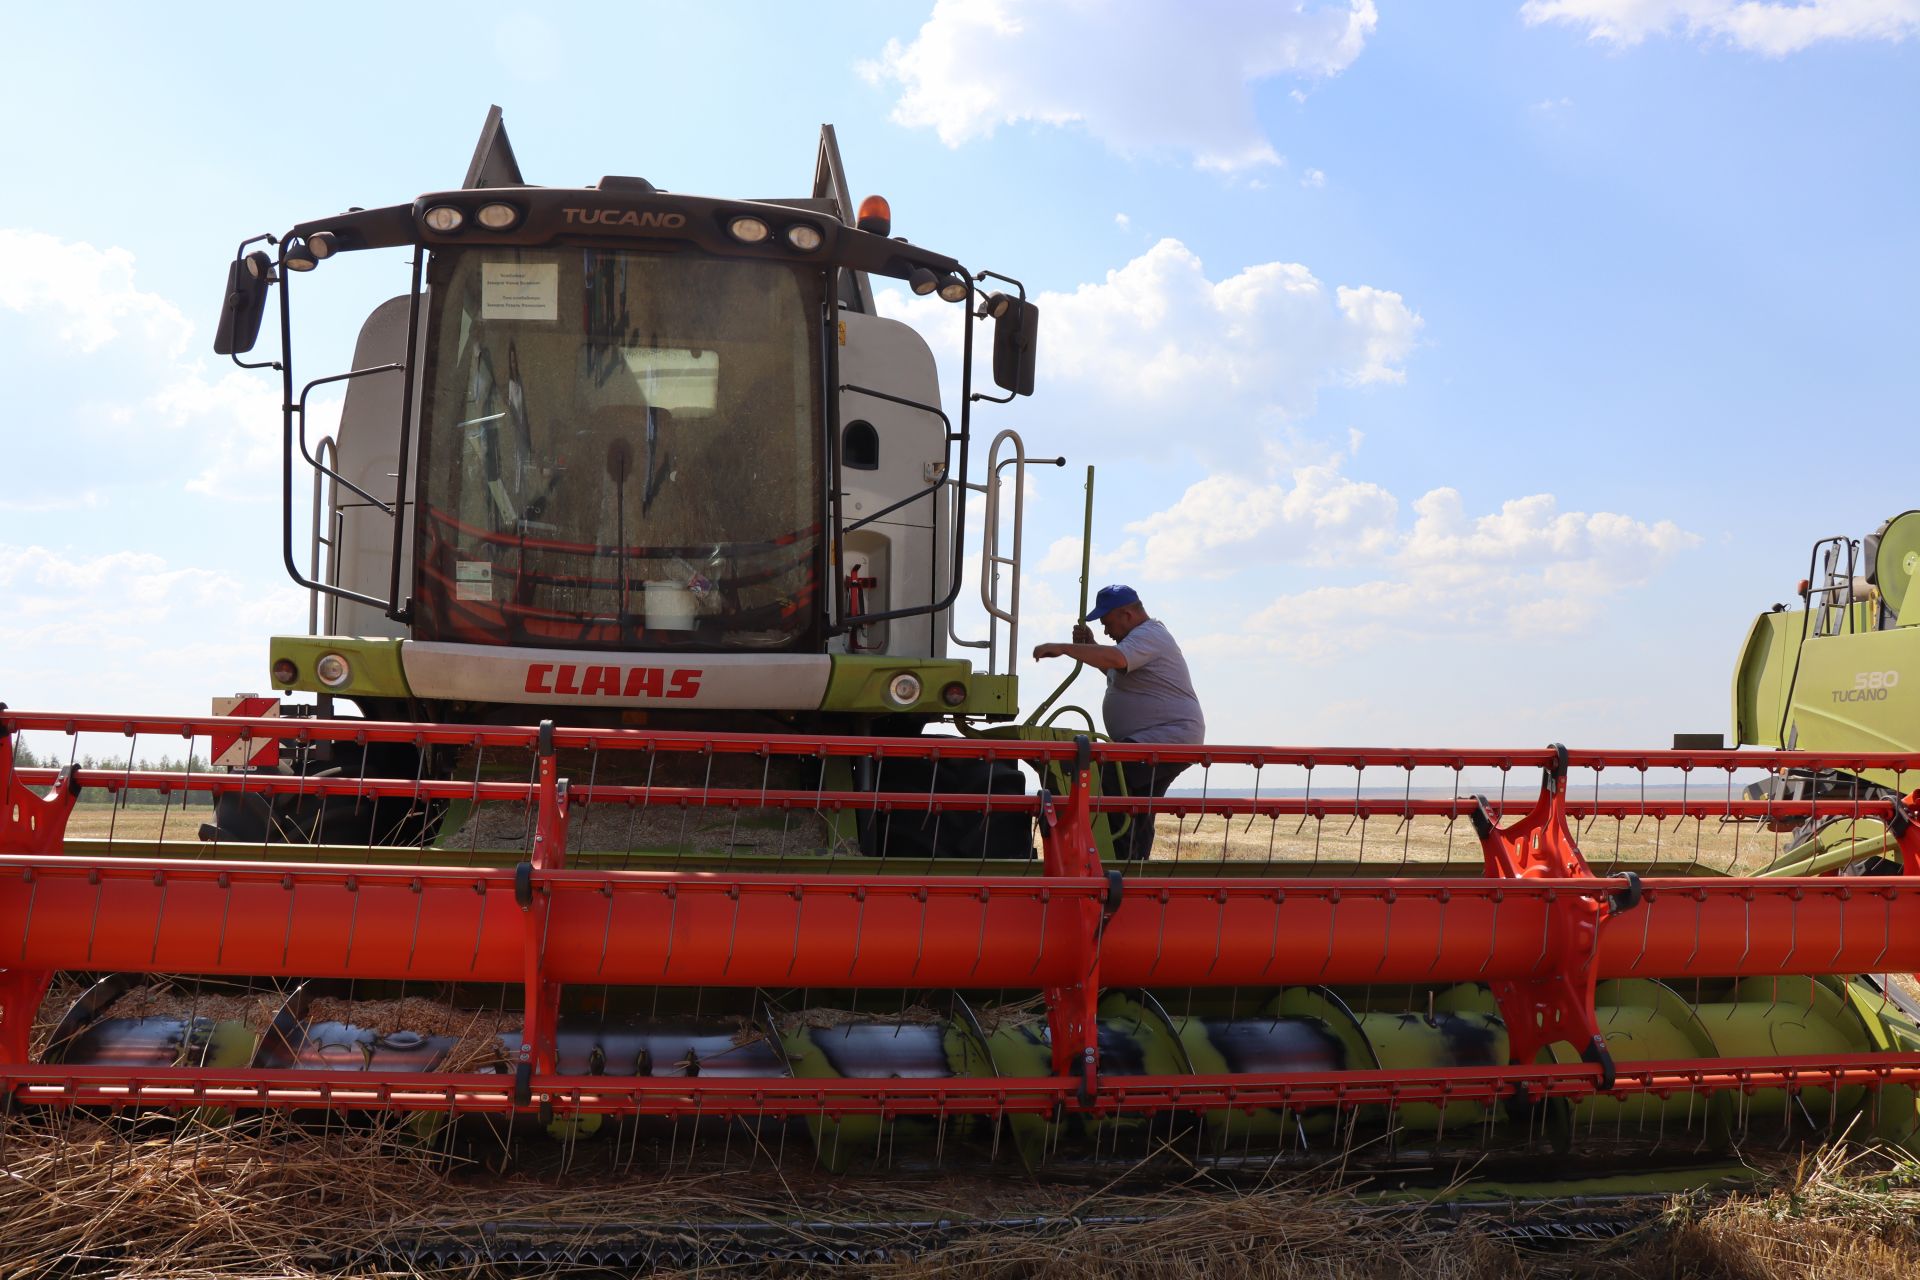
[1031,640,1128,670]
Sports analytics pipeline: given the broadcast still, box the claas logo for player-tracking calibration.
[524,664,702,699]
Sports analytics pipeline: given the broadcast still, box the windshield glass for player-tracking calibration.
[414,248,823,651]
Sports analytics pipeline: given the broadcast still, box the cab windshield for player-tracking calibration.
[413,247,823,650]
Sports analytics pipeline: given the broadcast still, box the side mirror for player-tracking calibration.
[213,251,275,355]
[989,296,1039,396]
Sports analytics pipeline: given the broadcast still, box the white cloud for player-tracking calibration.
[1045,238,1418,423]
[148,368,341,502]
[0,545,305,715]
[1206,487,1698,661]
[0,227,331,503]
[1520,0,1920,55]
[875,238,1420,458]
[863,0,1378,170]
[0,229,190,357]
[1114,212,1132,230]
[1300,167,1327,188]
[1127,464,1400,579]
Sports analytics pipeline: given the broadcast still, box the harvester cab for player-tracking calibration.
[211,109,1049,848]
[216,109,1042,733]
[1731,509,1920,871]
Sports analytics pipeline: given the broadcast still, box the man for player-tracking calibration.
[1032,585,1205,858]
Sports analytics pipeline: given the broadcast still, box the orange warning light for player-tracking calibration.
[857,195,891,237]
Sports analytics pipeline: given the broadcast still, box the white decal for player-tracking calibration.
[481,262,558,321]
[455,561,493,601]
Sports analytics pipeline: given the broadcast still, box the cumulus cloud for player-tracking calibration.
[0,229,190,357]
[863,0,1378,170]
[876,238,1419,458]
[1126,464,1400,579]
[0,227,336,502]
[1520,0,1920,55]
[0,545,305,715]
[1044,242,1419,408]
[1212,487,1699,661]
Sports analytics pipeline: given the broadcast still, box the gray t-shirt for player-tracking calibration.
[1103,618,1205,744]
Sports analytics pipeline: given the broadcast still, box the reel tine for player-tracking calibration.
[846,883,869,980]
[147,869,169,966]
[1243,763,1262,837]
[1397,766,1413,872]
[580,740,601,850]
[595,882,615,979]
[962,885,988,982]
[784,886,806,980]
[405,877,425,977]
[1036,890,1052,982]
[280,873,299,970]
[342,874,362,971]
[106,732,138,851]
[1294,764,1313,837]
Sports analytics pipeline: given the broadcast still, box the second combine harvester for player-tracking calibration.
[4,113,1920,1189]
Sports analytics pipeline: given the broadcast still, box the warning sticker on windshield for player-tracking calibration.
[481,262,558,321]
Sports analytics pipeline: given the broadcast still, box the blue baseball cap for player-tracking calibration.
[1085,584,1140,622]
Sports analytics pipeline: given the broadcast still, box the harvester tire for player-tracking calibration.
[857,755,1033,859]
[207,739,446,847]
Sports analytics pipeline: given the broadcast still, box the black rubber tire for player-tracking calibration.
[208,739,445,847]
[856,754,1033,859]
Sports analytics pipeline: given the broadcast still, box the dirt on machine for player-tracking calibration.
[4,111,1920,1263]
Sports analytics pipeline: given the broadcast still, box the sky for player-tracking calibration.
[1,0,1916,754]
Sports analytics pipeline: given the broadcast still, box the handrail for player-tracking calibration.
[308,435,341,635]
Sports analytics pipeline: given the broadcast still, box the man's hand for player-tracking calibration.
[1071,623,1094,644]
[1032,642,1070,661]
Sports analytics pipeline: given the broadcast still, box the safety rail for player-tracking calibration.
[4,707,1920,1122]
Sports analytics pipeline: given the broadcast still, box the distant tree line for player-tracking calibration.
[10,736,213,807]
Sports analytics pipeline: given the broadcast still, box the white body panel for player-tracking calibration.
[835,310,949,660]
[329,295,422,638]
[401,642,832,709]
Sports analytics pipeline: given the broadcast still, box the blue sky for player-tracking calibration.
[2,1,1916,751]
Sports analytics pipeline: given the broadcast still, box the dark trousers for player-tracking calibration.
[1101,750,1191,860]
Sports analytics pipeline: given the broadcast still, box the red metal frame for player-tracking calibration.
[6,709,1920,1121]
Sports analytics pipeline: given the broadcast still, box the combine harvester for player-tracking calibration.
[4,114,1920,1200]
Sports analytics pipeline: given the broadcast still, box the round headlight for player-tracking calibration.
[885,672,924,707]
[271,658,298,685]
[785,223,823,251]
[937,275,970,303]
[307,231,338,260]
[315,653,352,688]
[728,216,770,243]
[476,202,520,230]
[423,205,465,233]
[940,681,968,707]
